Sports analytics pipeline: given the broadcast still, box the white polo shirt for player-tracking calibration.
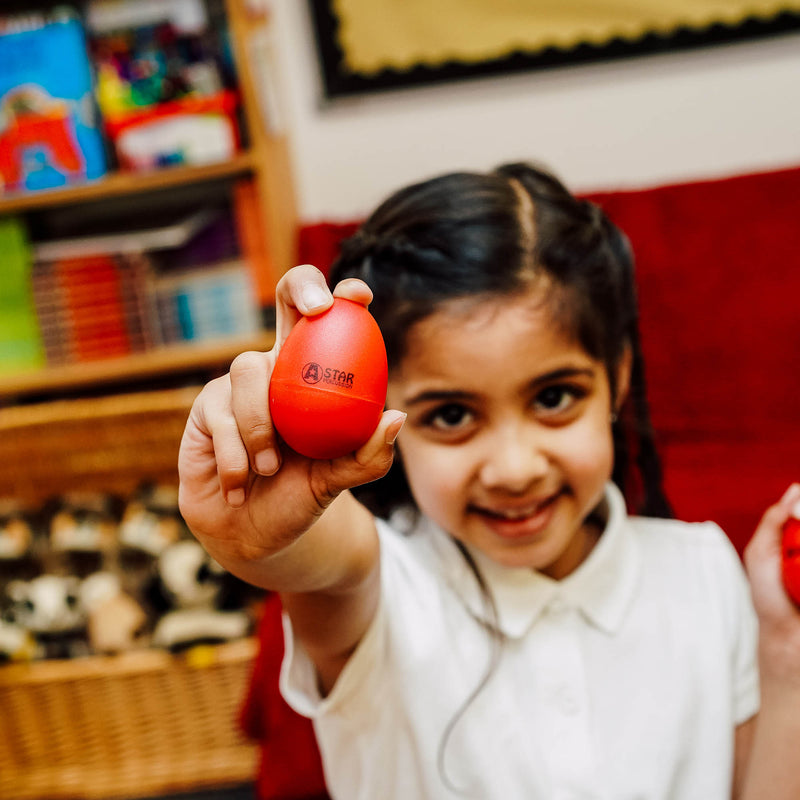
[281,483,759,800]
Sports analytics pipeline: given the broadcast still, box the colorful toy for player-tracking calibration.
[0,15,107,193]
[269,298,388,460]
[782,516,800,606]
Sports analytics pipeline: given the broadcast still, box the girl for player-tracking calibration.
[178,163,800,799]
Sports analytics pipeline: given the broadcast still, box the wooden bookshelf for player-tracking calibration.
[0,0,295,402]
[0,152,258,215]
[0,331,276,401]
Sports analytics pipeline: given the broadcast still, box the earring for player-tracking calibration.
[610,411,619,424]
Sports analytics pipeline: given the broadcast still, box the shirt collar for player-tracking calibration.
[424,483,641,638]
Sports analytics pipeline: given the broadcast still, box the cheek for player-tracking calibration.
[561,417,615,487]
[398,436,467,518]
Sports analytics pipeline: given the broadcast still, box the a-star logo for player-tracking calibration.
[301,362,323,384]
[300,362,355,389]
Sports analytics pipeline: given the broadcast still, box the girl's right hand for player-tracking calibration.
[744,483,800,685]
[177,264,405,575]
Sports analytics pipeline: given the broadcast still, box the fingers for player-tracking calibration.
[333,277,374,306]
[275,265,333,343]
[229,350,281,478]
[180,374,252,509]
[274,265,373,344]
[312,411,406,505]
[183,264,381,513]
[744,484,800,617]
[746,484,800,565]
[181,351,285,511]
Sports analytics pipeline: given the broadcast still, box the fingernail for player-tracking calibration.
[226,488,245,507]
[302,283,329,312]
[255,449,279,476]
[385,412,406,445]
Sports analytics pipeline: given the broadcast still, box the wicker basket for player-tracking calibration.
[0,386,202,504]
[0,386,260,798]
[0,637,259,800]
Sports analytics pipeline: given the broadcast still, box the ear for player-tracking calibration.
[613,345,633,413]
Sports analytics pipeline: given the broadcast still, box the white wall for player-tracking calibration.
[268,0,800,223]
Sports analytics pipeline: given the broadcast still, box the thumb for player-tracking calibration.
[321,410,406,494]
[746,483,800,570]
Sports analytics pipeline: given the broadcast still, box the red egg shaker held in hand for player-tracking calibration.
[269,298,389,460]
[781,513,800,606]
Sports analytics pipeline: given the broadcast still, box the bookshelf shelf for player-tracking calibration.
[0,3,292,794]
[0,331,275,401]
[0,152,258,215]
[0,0,296,403]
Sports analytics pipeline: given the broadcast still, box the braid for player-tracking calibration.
[625,329,674,518]
[604,216,673,518]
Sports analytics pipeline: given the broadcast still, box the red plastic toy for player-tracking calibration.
[781,517,800,606]
[269,298,388,460]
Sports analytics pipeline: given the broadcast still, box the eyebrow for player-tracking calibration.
[403,366,597,407]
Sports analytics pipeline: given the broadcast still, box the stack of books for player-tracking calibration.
[29,206,262,366]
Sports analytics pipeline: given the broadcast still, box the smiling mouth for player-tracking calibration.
[473,491,561,525]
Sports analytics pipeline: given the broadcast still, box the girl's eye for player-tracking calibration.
[535,385,583,415]
[426,403,473,431]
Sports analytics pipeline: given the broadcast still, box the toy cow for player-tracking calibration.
[4,574,89,659]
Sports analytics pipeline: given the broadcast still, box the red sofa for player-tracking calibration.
[588,166,800,554]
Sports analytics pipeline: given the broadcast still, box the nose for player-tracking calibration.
[477,421,549,494]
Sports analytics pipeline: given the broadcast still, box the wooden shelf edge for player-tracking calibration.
[0,332,275,400]
[0,152,259,214]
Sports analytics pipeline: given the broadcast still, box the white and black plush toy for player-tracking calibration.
[0,616,36,663]
[48,492,118,554]
[118,484,188,556]
[147,540,252,651]
[5,574,90,659]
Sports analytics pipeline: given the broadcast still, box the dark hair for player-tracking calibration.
[330,161,672,520]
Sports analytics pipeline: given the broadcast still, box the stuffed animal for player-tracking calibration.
[48,492,118,554]
[0,614,36,663]
[0,498,34,560]
[147,540,253,651]
[80,571,148,655]
[118,483,188,556]
[4,574,90,659]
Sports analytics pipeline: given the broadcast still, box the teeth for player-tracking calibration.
[493,504,541,520]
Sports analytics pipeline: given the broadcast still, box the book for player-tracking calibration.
[154,259,261,343]
[0,12,107,193]
[0,217,45,371]
[233,178,274,307]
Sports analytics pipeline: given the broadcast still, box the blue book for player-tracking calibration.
[0,13,107,193]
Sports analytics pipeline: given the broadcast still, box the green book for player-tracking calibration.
[0,217,45,371]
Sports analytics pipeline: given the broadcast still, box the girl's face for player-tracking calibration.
[386,286,629,579]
